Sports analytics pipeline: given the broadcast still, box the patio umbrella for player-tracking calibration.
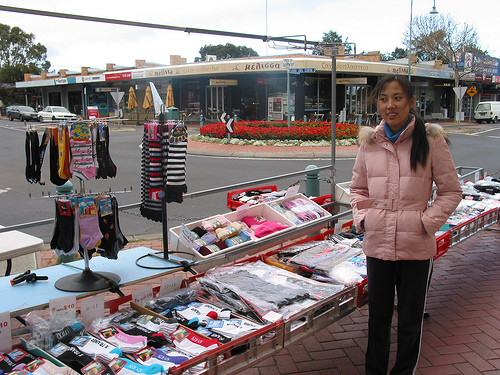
[149,82,164,116]
[128,87,138,110]
[143,86,154,111]
[166,84,175,108]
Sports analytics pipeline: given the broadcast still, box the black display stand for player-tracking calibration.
[54,178,121,292]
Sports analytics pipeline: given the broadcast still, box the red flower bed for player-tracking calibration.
[200,121,358,141]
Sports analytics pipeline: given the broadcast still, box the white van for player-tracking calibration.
[474,101,500,123]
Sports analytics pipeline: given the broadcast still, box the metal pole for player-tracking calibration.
[408,0,413,81]
[287,69,291,127]
[331,52,337,205]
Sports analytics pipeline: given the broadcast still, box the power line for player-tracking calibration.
[0,5,319,48]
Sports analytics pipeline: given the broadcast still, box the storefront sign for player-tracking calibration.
[87,106,99,119]
[336,77,367,85]
[257,78,278,85]
[209,79,238,86]
[95,87,119,92]
[79,75,105,83]
[131,70,145,79]
[16,79,55,88]
[105,72,132,81]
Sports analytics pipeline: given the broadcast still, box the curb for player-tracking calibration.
[187,148,358,159]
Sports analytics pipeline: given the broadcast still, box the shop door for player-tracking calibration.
[205,86,225,120]
[68,91,82,116]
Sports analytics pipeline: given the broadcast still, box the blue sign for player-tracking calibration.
[289,68,317,74]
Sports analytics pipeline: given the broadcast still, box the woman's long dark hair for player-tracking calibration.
[369,75,429,171]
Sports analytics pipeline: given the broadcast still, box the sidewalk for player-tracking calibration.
[34,222,500,374]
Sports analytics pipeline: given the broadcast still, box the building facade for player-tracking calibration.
[15,54,500,123]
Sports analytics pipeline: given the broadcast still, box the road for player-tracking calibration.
[0,119,498,244]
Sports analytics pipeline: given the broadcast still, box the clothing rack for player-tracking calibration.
[28,187,133,199]
[140,119,193,267]
[52,179,128,292]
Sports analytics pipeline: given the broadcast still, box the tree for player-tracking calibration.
[314,30,352,55]
[196,43,259,61]
[0,24,50,105]
[380,47,407,61]
[404,13,487,88]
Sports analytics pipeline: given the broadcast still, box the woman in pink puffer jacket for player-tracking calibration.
[350,75,462,375]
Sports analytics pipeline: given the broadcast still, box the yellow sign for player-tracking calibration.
[209,79,238,86]
[467,86,478,97]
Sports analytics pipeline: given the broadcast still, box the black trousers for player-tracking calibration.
[365,256,433,375]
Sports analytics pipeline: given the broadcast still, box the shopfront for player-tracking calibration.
[17,55,460,123]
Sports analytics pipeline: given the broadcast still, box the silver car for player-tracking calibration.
[7,105,39,121]
[37,106,77,122]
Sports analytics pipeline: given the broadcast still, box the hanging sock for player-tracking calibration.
[78,197,103,249]
[95,123,110,179]
[25,130,34,183]
[58,124,72,179]
[104,124,117,177]
[50,199,75,253]
[164,124,188,204]
[37,127,50,185]
[70,122,96,180]
[140,123,164,222]
[49,127,68,186]
[96,195,128,259]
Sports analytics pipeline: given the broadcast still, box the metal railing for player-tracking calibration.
[0,166,335,234]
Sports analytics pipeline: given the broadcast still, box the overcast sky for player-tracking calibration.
[1,0,498,72]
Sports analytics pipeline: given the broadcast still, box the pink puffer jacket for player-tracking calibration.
[350,118,462,261]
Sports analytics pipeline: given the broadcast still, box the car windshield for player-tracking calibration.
[19,106,36,112]
[476,103,490,111]
[52,107,70,113]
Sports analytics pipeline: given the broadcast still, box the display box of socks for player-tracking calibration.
[168,203,296,260]
[267,193,332,227]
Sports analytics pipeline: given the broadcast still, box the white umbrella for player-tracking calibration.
[149,82,164,116]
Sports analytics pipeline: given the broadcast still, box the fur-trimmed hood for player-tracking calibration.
[358,121,447,147]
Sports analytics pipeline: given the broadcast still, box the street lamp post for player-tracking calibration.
[430,0,439,14]
[408,0,413,81]
[409,1,439,81]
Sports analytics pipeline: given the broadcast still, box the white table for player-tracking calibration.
[0,225,45,276]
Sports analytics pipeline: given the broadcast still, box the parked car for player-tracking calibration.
[6,105,38,121]
[37,106,77,122]
[474,101,500,124]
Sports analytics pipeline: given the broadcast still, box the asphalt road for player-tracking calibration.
[0,119,498,245]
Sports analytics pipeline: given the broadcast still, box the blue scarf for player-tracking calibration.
[384,115,412,143]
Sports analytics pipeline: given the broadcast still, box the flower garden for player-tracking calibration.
[191,121,359,147]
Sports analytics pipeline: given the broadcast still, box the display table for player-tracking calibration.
[0,225,45,276]
[1,246,192,317]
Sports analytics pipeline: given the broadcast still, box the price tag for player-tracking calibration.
[159,275,183,297]
[80,295,105,328]
[0,311,12,353]
[132,285,154,306]
[49,295,77,319]
[236,203,250,221]
[262,310,283,323]
[334,222,343,234]
[284,185,300,200]
[179,223,195,247]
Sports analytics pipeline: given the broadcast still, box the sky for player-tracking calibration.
[0,0,499,73]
